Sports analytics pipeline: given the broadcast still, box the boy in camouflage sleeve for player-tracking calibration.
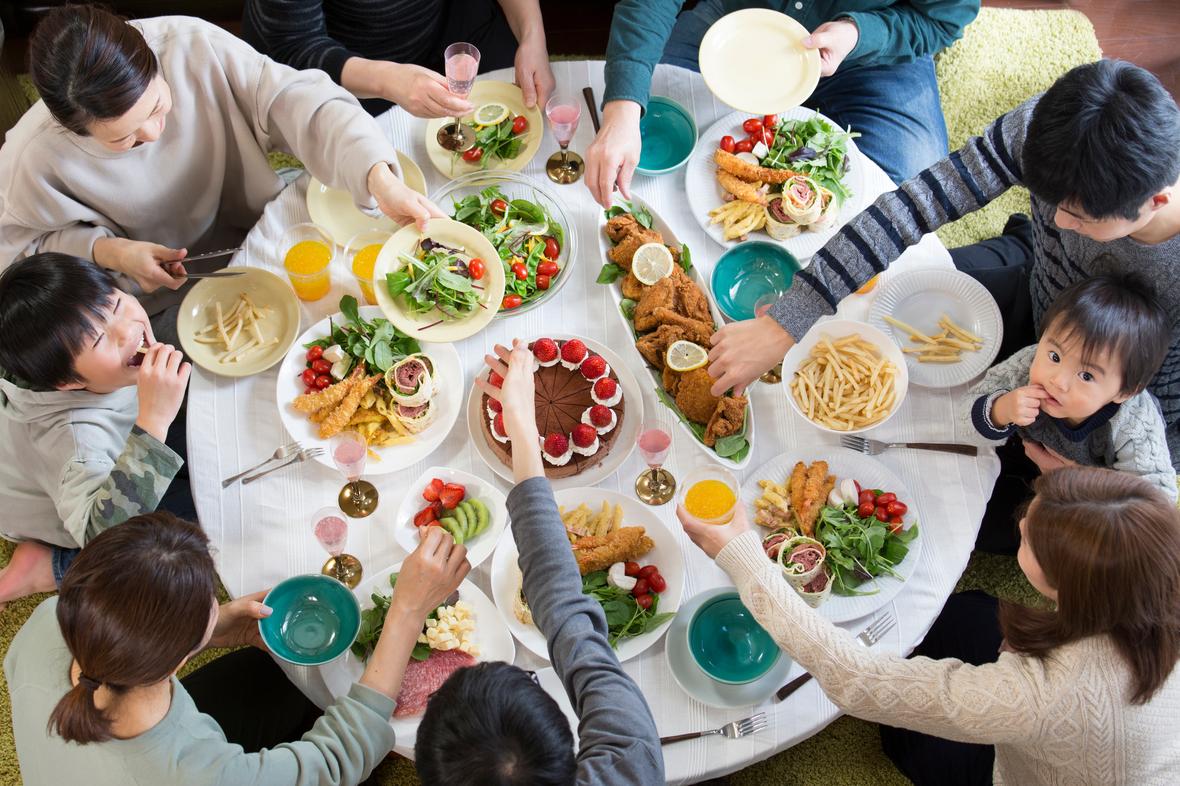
[0,254,189,604]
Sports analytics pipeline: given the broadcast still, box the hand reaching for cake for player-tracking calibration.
[476,340,543,481]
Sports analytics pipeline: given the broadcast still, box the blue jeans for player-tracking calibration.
[662,0,948,184]
[51,545,80,586]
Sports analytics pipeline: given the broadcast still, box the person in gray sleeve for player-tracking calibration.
[414,338,665,785]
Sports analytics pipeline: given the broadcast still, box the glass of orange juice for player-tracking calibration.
[281,223,335,301]
[677,466,740,526]
[344,228,391,306]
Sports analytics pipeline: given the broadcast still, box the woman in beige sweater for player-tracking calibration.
[679,466,1180,786]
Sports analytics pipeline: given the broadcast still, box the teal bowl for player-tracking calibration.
[637,96,698,176]
[711,242,801,321]
[259,574,361,666]
[687,592,780,684]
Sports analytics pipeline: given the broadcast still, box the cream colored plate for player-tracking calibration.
[177,267,301,378]
[699,9,821,114]
[423,80,544,178]
[372,217,506,342]
[305,151,427,243]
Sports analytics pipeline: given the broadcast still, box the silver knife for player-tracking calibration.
[182,247,242,263]
[179,271,247,279]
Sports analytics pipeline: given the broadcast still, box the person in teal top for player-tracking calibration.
[585,0,980,206]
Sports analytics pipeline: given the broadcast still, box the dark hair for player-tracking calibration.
[1023,60,1180,220]
[0,254,120,389]
[29,5,158,136]
[1038,270,1170,395]
[415,662,576,785]
[1001,467,1180,704]
[48,513,216,744]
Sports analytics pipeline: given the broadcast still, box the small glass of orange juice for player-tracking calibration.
[677,466,740,526]
[281,223,335,301]
[344,228,391,306]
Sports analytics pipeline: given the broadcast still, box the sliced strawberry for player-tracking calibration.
[487,397,503,413]
[593,377,617,400]
[589,404,613,427]
[423,478,444,501]
[488,370,504,388]
[493,412,507,437]
[413,506,438,527]
[543,432,569,457]
[571,423,597,448]
[560,339,587,364]
[532,337,559,363]
[440,485,465,510]
[580,354,607,380]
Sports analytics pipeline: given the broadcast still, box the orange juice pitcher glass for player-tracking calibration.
[678,466,739,526]
[345,228,392,306]
[282,223,335,301]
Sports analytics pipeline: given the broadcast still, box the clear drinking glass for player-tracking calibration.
[313,505,363,588]
[437,42,481,152]
[331,430,378,518]
[634,418,675,505]
[544,92,585,184]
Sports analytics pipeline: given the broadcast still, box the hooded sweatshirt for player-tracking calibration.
[0,377,182,548]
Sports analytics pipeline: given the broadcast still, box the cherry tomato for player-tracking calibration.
[886,501,908,517]
[734,138,754,154]
[877,492,897,505]
[888,518,904,535]
[874,507,889,522]
[306,345,324,362]
[467,258,485,280]
[762,114,778,130]
[512,115,528,134]
[858,489,877,507]
[490,199,508,216]
[511,262,529,280]
[632,578,650,597]
[535,274,551,290]
[537,260,559,277]
[462,147,483,162]
[759,128,774,147]
[647,573,667,593]
[857,501,876,519]
[314,374,332,389]
[301,368,317,387]
[543,236,560,259]
[635,593,654,610]
[501,293,522,309]
[638,565,660,580]
[719,135,736,153]
[304,386,315,395]
[624,561,641,577]
[311,358,332,375]
[742,118,763,134]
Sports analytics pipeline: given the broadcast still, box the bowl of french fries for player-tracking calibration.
[177,268,301,377]
[783,319,908,434]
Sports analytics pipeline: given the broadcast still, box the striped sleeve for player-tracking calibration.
[770,97,1039,341]
[244,0,357,83]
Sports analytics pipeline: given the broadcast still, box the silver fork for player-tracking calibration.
[222,442,302,487]
[660,712,768,746]
[240,447,324,485]
[840,434,977,457]
[776,612,897,701]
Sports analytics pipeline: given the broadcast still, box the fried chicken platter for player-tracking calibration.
[596,199,753,467]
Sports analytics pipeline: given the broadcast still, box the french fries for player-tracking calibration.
[192,293,278,365]
[885,314,985,364]
[559,502,624,540]
[789,334,899,431]
[707,199,768,240]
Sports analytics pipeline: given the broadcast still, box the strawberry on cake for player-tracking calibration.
[480,337,625,479]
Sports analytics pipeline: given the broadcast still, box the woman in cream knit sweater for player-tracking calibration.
[679,466,1180,785]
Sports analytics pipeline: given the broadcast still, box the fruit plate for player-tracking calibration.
[489,487,685,662]
[595,195,755,470]
[685,108,867,260]
[320,573,514,744]
[392,466,507,570]
[465,333,643,492]
[274,305,462,475]
[739,446,923,623]
[422,80,544,178]
[305,151,427,243]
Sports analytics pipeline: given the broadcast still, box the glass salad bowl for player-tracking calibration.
[431,171,577,318]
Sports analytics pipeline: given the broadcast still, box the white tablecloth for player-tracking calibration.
[187,61,1000,783]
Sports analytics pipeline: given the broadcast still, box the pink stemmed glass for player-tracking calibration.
[314,505,363,588]
[635,418,676,505]
[438,42,481,152]
[545,92,585,184]
[331,430,378,518]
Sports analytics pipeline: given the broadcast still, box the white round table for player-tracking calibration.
[187,61,1000,784]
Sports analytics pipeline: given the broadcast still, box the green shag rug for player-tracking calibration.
[0,7,1100,785]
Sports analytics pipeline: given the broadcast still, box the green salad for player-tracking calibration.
[582,570,674,648]
[351,573,435,662]
[815,503,920,596]
[386,237,485,322]
[304,295,420,375]
[760,115,860,202]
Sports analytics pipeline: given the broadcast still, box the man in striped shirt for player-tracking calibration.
[708,60,1180,469]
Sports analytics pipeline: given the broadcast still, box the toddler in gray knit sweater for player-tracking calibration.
[963,272,1177,501]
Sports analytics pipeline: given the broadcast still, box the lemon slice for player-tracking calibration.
[632,243,675,285]
[666,340,709,372]
[474,102,510,126]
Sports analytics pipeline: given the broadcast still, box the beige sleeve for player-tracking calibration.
[716,531,1059,745]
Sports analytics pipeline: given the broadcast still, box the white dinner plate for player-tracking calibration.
[740,446,923,623]
[392,466,507,570]
[489,487,685,662]
[595,196,756,470]
[422,80,544,178]
[465,333,643,491]
[698,9,820,114]
[320,573,514,743]
[274,305,463,475]
[685,108,867,259]
[305,151,427,243]
[868,268,1003,389]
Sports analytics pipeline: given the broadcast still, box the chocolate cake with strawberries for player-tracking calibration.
[480,337,625,479]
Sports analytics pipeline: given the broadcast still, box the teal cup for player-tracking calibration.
[687,592,780,684]
[637,96,698,176]
[260,574,361,666]
[711,242,800,321]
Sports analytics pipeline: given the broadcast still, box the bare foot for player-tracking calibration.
[0,542,58,609]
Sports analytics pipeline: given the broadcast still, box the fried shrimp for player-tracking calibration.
[717,171,769,205]
[713,149,800,185]
[572,527,655,575]
[293,366,361,413]
[319,373,380,439]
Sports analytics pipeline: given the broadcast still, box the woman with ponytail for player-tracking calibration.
[5,512,469,784]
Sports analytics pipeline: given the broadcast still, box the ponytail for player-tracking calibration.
[48,676,120,744]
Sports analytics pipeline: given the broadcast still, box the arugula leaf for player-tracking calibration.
[387,270,412,296]
[633,204,654,229]
[340,295,361,326]
[713,433,748,458]
[679,243,693,271]
[596,262,625,284]
[619,298,637,322]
